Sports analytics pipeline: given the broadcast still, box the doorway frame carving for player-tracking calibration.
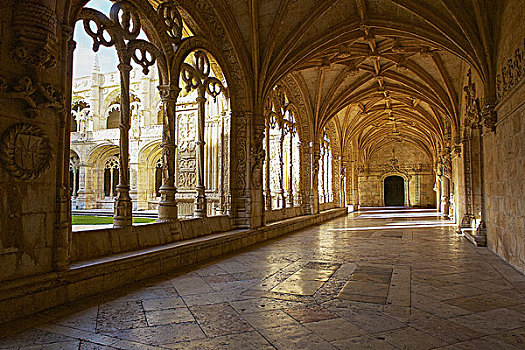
[380,172,411,207]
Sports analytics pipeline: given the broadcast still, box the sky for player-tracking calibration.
[73,0,149,78]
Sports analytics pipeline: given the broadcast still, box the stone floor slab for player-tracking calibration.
[1,209,524,350]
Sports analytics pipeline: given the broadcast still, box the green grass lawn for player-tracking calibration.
[72,215,156,225]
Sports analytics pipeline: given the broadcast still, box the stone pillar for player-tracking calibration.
[312,142,321,214]
[250,113,266,227]
[475,118,489,245]
[299,141,313,214]
[129,161,139,211]
[55,31,75,270]
[264,120,272,210]
[441,176,450,216]
[75,163,89,210]
[436,175,442,212]
[461,130,473,229]
[287,130,294,207]
[339,157,345,207]
[278,128,285,208]
[157,87,180,222]
[114,62,133,227]
[353,162,360,210]
[414,168,420,207]
[216,115,226,215]
[442,176,450,216]
[229,111,251,228]
[194,86,207,217]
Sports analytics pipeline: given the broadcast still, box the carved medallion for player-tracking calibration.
[0,123,52,180]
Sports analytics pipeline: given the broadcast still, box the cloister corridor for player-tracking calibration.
[1,208,524,350]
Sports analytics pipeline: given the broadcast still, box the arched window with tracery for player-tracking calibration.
[263,86,300,210]
[105,93,142,130]
[69,0,177,227]
[70,153,80,197]
[155,157,163,198]
[178,50,229,218]
[72,100,90,133]
[103,156,119,198]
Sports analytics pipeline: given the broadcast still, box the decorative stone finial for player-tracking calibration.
[93,53,100,73]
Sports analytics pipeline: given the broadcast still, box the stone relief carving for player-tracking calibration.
[11,0,58,70]
[233,112,247,194]
[177,112,197,189]
[0,75,63,118]
[0,123,52,180]
[250,114,265,190]
[496,38,525,101]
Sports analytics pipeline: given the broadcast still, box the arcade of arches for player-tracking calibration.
[0,0,524,328]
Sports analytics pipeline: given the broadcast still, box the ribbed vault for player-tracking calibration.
[141,0,500,167]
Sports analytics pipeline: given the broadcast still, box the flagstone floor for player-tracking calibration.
[1,208,524,349]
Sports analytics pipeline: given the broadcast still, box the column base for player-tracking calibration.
[457,214,472,233]
[157,186,178,223]
[194,192,207,218]
[462,220,487,247]
[114,186,132,227]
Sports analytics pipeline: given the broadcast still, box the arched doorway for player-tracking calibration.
[384,176,404,206]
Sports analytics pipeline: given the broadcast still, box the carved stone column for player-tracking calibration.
[312,142,321,214]
[318,146,323,203]
[54,30,74,271]
[194,85,207,217]
[435,173,442,212]
[75,163,90,210]
[338,156,344,207]
[157,86,180,223]
[114,62,133,227]
[353,162,360,210]
[180,51,224,218]
[278,128,285,208]
[442,176,450,216]
[299,141,312,214]
[475,123,487,245]
[287,131,294,208]
[229,111,250,228]
[251,113,266,226]
[264,120,272,210]
[216,115,226,215]
[461,129,473,229]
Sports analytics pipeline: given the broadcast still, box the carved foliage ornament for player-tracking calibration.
[0,123,52,180]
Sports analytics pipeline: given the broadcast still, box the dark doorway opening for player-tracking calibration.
[384,176,404,206]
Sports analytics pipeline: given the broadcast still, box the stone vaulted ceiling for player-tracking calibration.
[145,0,499,161]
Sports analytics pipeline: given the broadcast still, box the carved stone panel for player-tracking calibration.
[0,123,52,180]
[177,112,197,189]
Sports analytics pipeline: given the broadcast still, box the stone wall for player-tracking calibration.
[485,82,525,274]
[0,1,59,282]
[482,0,525,274]
[358,142,435,207]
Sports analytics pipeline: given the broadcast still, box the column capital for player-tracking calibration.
[117,62,133,72]
[158,85,181,101]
